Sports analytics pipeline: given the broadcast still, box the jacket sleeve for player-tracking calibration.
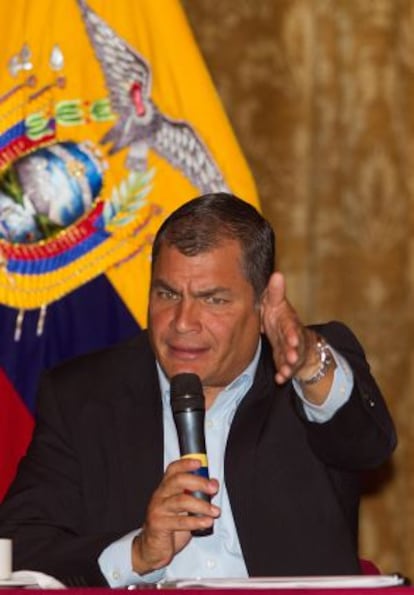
[296,321,397,471]
[0,369,116,586]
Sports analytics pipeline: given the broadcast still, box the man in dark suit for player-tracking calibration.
[0,193,396,587]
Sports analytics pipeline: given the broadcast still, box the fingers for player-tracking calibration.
[275,327,321,384]
[132,458,220,574]
[262,272,309,383]
[150,459,220,529]
[162,458,219,505]
[273,324,309,383]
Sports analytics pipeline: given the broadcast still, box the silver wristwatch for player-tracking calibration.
[298,336,333,385]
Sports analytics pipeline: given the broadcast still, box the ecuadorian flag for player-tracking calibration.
[0,0,259,499]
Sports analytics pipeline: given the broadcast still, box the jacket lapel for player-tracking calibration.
[113,335,164,528]
[225,344,284,551]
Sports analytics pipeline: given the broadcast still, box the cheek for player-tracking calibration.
[204,312,235,336]
[207,313,250,351]
[148,308,170,346]
[235,314,261,349]
[149,302,170,326]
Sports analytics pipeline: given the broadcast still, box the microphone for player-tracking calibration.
[170,372,212,537]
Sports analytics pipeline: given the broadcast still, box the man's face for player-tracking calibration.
[148,239,261,405]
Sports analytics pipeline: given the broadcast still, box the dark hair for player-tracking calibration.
[151,193,275,300]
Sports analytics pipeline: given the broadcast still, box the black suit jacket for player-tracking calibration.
[0,322,396,585]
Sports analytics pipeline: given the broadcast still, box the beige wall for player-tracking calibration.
[183,0,414,579]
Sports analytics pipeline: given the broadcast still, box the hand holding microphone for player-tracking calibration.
[131,457,219,575]
[131,373,219,575]
[170,372,214,537]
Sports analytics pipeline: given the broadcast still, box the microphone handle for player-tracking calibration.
[173,409,212,537]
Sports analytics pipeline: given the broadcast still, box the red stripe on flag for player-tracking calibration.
[0,368,34,502]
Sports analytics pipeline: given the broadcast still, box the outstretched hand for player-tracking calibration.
[261,272,322,385]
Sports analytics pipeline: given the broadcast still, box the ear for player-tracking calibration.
[258,289,267,333]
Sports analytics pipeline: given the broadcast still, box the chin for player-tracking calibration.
[160,355,206,380]
[167,365,204,380]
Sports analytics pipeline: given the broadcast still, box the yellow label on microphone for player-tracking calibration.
[182,453,208,466]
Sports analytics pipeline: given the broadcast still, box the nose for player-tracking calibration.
[172,298,201,333]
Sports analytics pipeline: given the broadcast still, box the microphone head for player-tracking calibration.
[170,373,204,413]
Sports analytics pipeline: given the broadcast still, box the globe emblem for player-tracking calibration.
[0,141,104,243]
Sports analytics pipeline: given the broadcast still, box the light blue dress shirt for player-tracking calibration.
[98,340,353,587]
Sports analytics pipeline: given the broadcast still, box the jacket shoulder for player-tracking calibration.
[48,331,151,377]
[37,331,155,412]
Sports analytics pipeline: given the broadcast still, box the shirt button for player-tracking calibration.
[206,420,214,429]
[206,559,216,569]
[112,571,121,581]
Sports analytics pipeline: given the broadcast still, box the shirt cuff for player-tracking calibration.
[292,348,354,423]
[98,529,166,587]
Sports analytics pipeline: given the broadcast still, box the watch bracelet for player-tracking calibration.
[297,336,333,385]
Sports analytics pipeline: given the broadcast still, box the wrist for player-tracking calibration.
[131,533,166,576]
[294,336,333,385]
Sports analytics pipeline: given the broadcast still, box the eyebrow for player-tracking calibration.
[151,279,178,293]
[151,279,232,298]
[195,287,232,298]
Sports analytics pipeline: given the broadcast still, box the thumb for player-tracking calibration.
[260,272,286,332]
[265,272,286,307]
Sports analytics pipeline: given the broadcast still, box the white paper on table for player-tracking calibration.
[159,574,406,589]
[0,570,66,589]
